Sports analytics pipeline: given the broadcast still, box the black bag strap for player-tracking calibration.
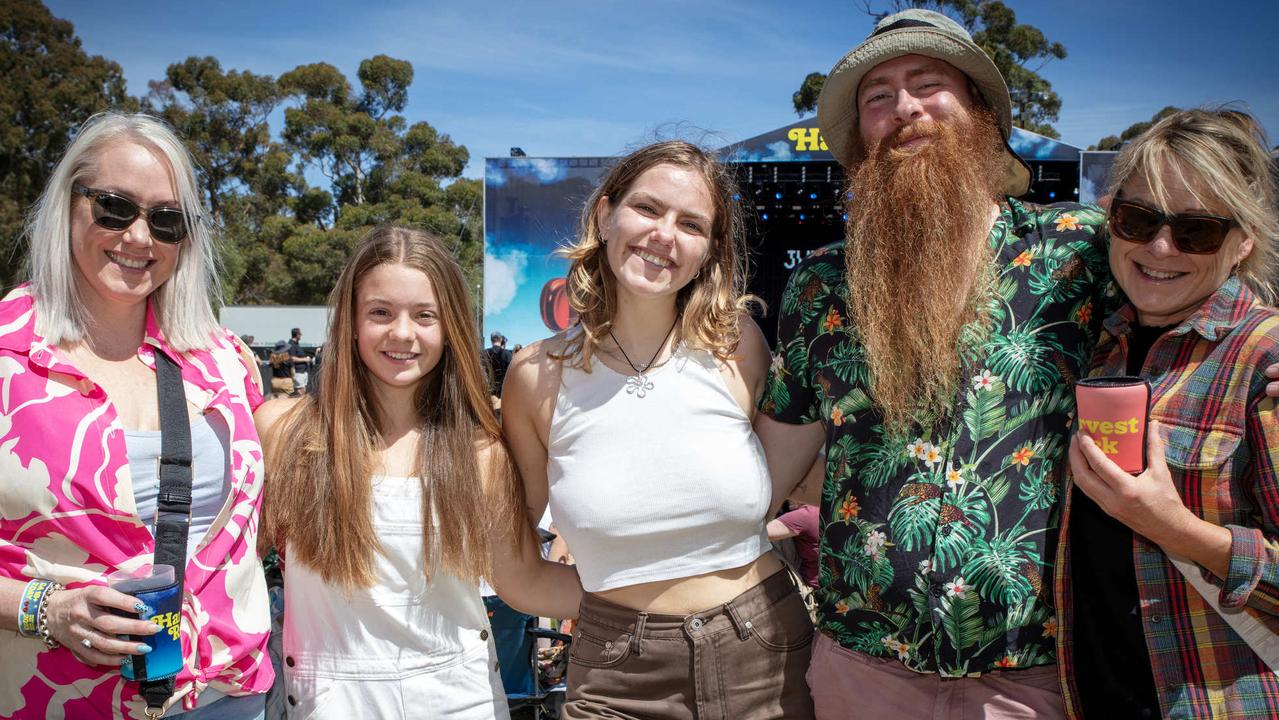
[141,349,192,718]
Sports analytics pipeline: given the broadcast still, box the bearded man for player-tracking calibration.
[754,9,1112,717]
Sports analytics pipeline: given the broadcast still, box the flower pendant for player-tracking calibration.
[624,373,654,398]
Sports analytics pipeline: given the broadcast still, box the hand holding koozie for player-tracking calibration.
[109,565,183,681]
[1074,376,1151,474]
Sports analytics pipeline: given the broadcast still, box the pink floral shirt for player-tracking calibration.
[0,285,274,718]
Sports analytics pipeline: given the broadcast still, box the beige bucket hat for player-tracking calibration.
[816,8,1032,197]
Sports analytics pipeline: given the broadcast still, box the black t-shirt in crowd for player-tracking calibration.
[1069,321,1173,719]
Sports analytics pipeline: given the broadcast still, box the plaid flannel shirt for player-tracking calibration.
[1056,276,1279,719]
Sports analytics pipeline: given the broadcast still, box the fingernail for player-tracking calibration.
[136,644,153,654]
[133,601,147,613]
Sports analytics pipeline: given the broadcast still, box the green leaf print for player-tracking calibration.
[783,339,810,394]
[933,491,991,572]
[962,382,1007,441]
[938,588,983,651]
[983,326,1061,394]
[827,340,869,387]
[961,535,1035,606]
[849,431,911,490]
[887,480,942,551]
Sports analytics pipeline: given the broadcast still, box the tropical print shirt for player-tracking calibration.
[762,199,1114,676]
[0,285,274,718]
[1056,277,1279,719]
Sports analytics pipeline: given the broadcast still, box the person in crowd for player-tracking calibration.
[1059,108,1279,719]
[268,340,295,398]
[287,328,309,394]
[486,331,512,398]
[753,9,1115,717]
[256,225,580,719]
[0,111,273,717]
[502,140,815,719]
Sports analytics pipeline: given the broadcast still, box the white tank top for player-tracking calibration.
[282,475,508,719]
[547,343,772,592]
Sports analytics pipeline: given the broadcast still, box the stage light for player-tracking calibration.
[842,214,848,221]
[1049,191,1056,199]
[800,214,806,221]
[733,194,740,201]
[809,193,817,200]
[775,192,782,200]
[762,213,770,221]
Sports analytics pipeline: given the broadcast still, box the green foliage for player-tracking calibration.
[0,0,133,290]
[791,1,1067,136]
[146,51,481,305]
[2,3,482,305]
[792,72,826,117]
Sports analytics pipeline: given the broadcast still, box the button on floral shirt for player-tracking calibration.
[762,199,1115,676]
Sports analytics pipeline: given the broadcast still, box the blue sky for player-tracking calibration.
[48,0,1279,179]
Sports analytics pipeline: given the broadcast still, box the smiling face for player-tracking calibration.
[856,54,977,154]
[69,140,183,316]
[354,263,446,395]
[1110,161,1254,327]
[595,162,715,305]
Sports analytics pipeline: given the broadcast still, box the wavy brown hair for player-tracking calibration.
[260,226,524,590]
[557,140,757,367]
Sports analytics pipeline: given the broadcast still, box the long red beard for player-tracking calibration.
[845,108,1006,431]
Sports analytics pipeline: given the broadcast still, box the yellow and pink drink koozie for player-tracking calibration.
[1075,376,1151,474]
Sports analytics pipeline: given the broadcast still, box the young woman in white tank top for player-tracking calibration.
[503,142,816,719]
[256,227,582,720]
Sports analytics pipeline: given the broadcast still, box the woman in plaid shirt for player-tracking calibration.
[1059,108,1279,719]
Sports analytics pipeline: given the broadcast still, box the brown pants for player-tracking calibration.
[564,568,815,720]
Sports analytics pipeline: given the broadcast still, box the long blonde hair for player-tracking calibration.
[260,226,524,589]
[557,141,757,367]
[1107,107,1279,303]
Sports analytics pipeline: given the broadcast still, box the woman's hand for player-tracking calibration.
[1069,420,1194,542]
[45,585,162,668]
[1070,420,1232,577]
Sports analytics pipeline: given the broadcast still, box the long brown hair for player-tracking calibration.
[260,226,524,589]
[557,140,758,368]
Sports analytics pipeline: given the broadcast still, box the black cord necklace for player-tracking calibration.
[608,317,678,399]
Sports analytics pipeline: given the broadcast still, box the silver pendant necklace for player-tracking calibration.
[609,318,678,399]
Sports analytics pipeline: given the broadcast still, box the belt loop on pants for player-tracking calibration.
[724,601,753,641]
[631,611,648,656]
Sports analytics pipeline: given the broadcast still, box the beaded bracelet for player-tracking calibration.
[17,579,55,639]
[36,583,64,649]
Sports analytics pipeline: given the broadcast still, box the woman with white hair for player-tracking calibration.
[0,112,273,718]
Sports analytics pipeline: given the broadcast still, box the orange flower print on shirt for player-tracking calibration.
[1013,249,1034,268]
[1042,617,1058,639]
[831,407,845,426]
[823,307,842,333]
[1011,446,1035,466]
[835,599,850,614]
[1076,299,1093,326]
[995,656,1018,668]
[838,494,861,521]
[1055,213,1081,231]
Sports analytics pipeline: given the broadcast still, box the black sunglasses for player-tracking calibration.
[72,183,189,244]
[1108,198,1237,255]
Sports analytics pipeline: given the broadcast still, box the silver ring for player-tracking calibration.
[81,636,92,649]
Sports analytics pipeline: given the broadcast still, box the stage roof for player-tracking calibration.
[719,117,1082,164]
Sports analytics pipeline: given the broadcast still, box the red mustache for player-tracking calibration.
[881,121,942,152]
